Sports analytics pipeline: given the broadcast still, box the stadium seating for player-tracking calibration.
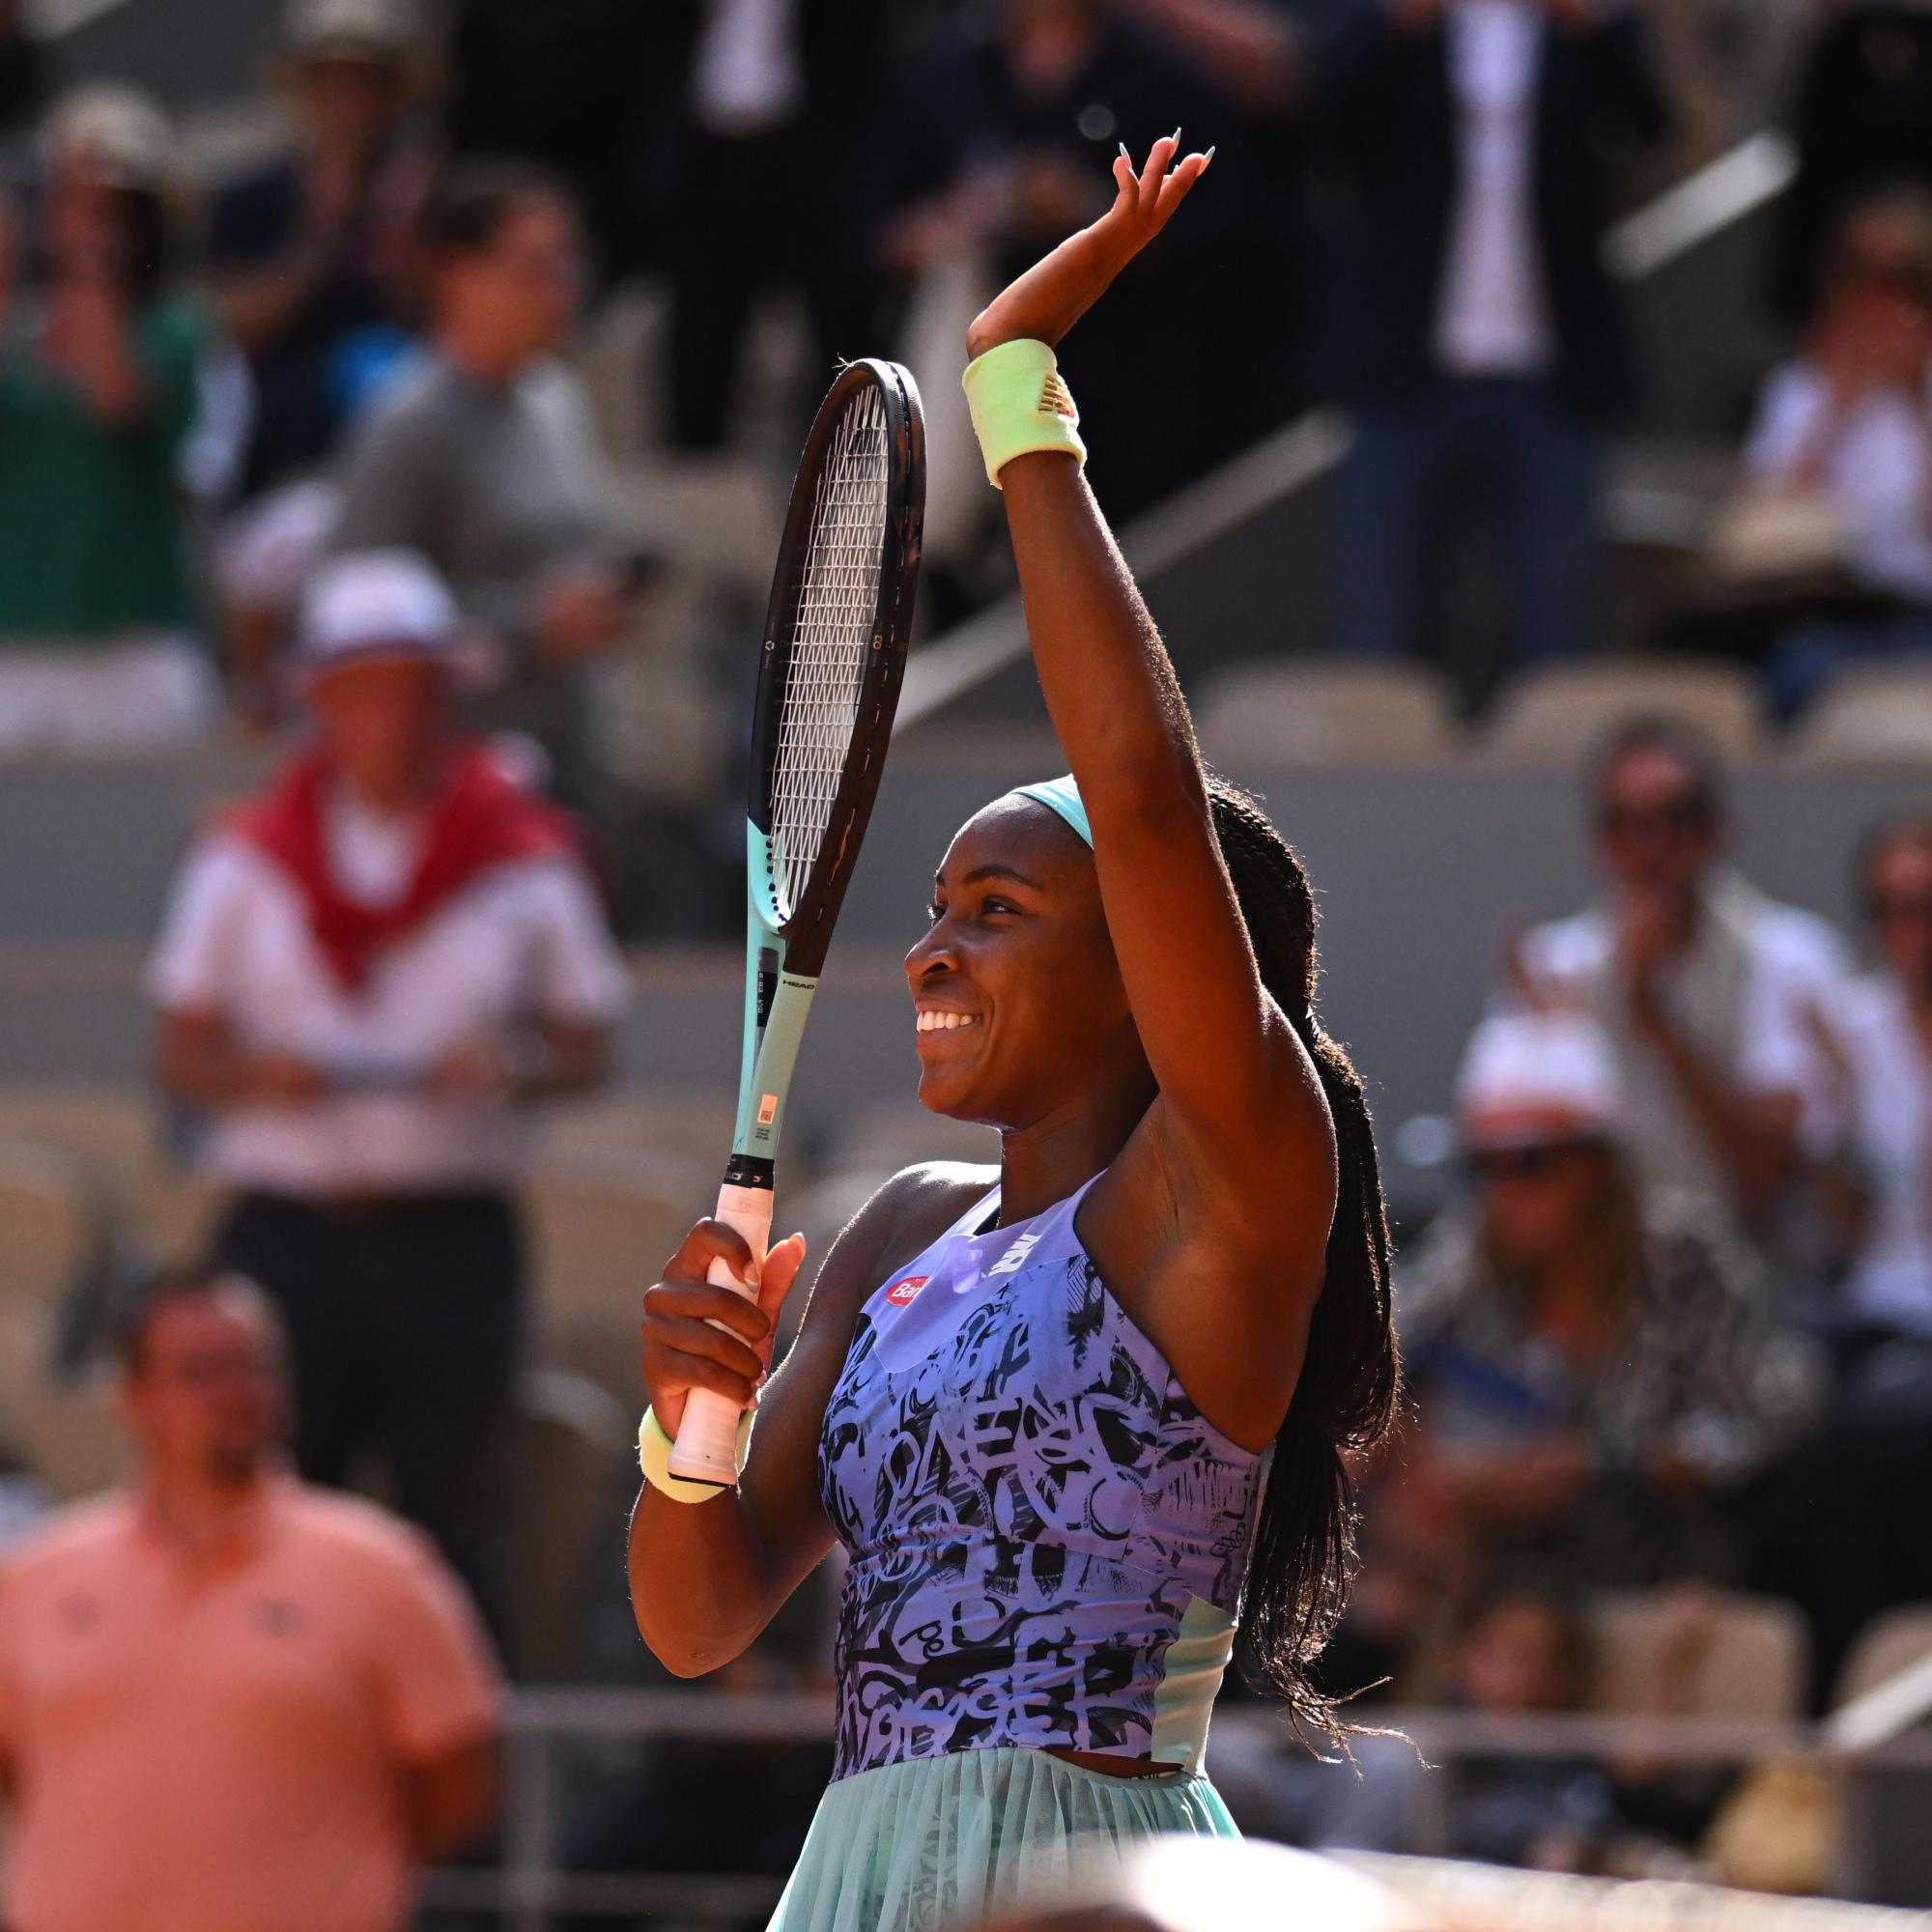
[0,1140,99,1450]
[1587,1589,1807,1719]
[1833,1605,1932,1712]
[1787,667,1932,769]
[1479,659,1769,767]
[503,1368,632,1681]
[1194,663,1464,769]
[526,1168,703,1403]
[15,1376,128,1503]
[0,1086,158,1208]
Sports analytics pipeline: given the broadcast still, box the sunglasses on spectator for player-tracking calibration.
[1467,1144,1595,1182]
[1843,259,1932,303]
[1597,797,1711,838]
[1868,892,1932,926]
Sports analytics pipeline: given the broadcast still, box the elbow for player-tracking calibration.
[643,1632,736,1680]
[634,1602,752,1679]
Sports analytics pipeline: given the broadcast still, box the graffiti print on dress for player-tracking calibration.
[819,1190,1264,1782]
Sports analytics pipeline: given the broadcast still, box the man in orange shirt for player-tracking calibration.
[0,1267,500,1932]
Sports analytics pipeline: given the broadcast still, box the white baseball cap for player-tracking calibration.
[298,550,457,673]
[43,85,174,192]
[284,0,424,63]
[1456,1011,1624,1153]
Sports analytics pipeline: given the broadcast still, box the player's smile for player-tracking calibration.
[913,1001,983,1040]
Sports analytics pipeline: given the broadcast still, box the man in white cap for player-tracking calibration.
[209,0,430,496]
[146,549,630,1626]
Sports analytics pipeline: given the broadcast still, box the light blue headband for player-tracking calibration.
[1004,771,1320,1041]
[1009,775,1093,848]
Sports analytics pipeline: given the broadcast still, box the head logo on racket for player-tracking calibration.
[885,1274,930,1309]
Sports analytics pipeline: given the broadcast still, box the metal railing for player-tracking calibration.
[419,1687,1932,1929]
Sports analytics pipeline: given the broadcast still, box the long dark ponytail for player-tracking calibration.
[1207,777,1401,1747]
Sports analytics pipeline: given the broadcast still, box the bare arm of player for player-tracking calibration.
[967,140,1338,1260]
[628,1167,952,1676]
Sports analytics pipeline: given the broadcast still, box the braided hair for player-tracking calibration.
[1206,777,1402,1746]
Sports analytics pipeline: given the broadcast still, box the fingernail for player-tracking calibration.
[1118,141,1130,160]
[1205,146,1216,162]
[1171,127,1182,144]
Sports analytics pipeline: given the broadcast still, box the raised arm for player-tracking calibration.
[967,140,1333,1207]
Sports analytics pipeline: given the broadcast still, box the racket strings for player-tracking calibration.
[769,385,891,920]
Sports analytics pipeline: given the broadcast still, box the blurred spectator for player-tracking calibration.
[1320,0,1669,682]
[0,0,41,144]
[0,86,217,752]
[1742,823,1932,1691]
[329,157,638,790]
[0,1267,499,1932]
[565,1563,837,1884]
[146,552,629,1624]
[1773,1,1932,323]
[1431,1581,1619,1869]
[874,0,1270,520]
[445,0,650,278]
[210,0,435,500]
[1218,1577,1605,1856]
[1828,817,1932,1345]
[1388,1010,1816,1586]
[1507,720,1856,1239]
[650,0,889,453]
[1718,189,1932,717]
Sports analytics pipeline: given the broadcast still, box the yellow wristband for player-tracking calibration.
[638,1405,755,1503]
[961,338,1087,489]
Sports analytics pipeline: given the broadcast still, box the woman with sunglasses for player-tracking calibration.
[1384,1010,1813,1590]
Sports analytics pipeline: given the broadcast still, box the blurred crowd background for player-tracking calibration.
[8,0,1932,1924]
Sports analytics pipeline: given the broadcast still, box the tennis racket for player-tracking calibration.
[668,358,925,1484]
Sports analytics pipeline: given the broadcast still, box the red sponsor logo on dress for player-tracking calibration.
[885,1274,930,1308]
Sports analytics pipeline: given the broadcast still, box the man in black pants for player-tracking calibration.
[146,550,629,1629]
[640,0,889,451]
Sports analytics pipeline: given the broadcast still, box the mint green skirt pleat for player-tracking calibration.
[766,1747,1239,1932]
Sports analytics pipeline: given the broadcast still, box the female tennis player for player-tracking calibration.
[628,134,1400,1931]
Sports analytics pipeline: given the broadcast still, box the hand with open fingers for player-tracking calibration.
[640,1220,809,1439]
[965,130,1212,360]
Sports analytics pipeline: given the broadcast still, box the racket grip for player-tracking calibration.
[666,1182,775,1486]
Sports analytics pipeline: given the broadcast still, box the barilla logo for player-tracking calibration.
[885,1275,929,1308]
[987,1232,1042,1277]
[1039,375,1076,421]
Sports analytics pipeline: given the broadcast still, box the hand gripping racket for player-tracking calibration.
[668,358,925,1484]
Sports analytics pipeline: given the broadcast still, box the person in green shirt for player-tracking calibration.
[0,85,218,750]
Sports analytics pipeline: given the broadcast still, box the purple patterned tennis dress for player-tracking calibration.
[818,1176,1267,1781]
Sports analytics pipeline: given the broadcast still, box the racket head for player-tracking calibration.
[748,357,924,980]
